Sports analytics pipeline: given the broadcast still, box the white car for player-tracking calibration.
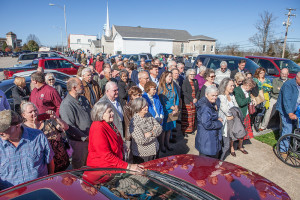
[13,69,74,82]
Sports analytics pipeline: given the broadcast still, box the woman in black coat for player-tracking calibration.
[12,76,30,114]
[181,69,201,136]
[118,69,136,107]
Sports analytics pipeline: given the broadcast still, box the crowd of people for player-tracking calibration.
[0,51,297,190]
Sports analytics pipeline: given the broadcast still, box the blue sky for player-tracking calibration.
[1,0,299,51]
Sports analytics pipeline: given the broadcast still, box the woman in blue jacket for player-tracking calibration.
[142,81,164,124]
[195,85,223,158]
[158,71,179,153]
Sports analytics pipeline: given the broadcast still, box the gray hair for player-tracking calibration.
[205,85,219,95]
[91,101,112,121]
[117,61,124,66]
[20,101,37,114]
[81,67,92,76]
[220,61,228,67]
[177,63,184,68]
[67,77,80,92]
[105,81,118,92]
[138,71,148,79]
[168,61,177,69]
[131,97,148,114]
[185,69,196,78]
[218,77,233,95]
[119,69,128,77]
[199,65,206,74]
[45,73,56,84]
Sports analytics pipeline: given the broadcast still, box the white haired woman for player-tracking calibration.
[195,85,223,158]
[181,69,201,136]
[21,101,70,172]
[45,73,64,98]
[129,97,162,164]
[87,101,143,172]
[218,78,246,160]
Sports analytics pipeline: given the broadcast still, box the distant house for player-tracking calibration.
[101,25,216,56]
[69,34,97,53]
[90,40,101,55]
[0,32,22,50]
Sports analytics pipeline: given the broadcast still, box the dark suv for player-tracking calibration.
[191,54,260,75]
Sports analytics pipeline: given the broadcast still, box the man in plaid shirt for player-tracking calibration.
[0,110,54,190]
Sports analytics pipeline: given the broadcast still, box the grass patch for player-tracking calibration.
[254,130,280,147]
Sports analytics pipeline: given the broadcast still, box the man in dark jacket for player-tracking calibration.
[276,72,300,153]
[81,68,102,107]
[230,60,247,79]
[60,77,92,169]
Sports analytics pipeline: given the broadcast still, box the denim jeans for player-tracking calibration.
[279,113,296,152]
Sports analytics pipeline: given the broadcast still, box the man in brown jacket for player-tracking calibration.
[81,68,102,107]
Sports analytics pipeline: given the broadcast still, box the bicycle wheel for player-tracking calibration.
[276,134,300,168]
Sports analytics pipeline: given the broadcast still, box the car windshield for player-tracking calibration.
[274,59,300,74]
[67,168,218,200]
[205,57,259,74]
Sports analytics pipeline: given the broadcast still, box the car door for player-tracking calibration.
[44,60,59,70]
[58,59,77,75]
[257,59,279,77]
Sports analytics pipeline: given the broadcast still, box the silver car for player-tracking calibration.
[16,52,59,66]
[13,69,74,82]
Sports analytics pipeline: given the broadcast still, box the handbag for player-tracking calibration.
[167,111,180,122]
[250,90,265,105]
[167,92,180,123]
[248,103,256,115]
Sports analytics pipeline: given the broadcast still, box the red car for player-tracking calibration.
[0,155,290,200]
[245,56,300,79]
[2,57,79,80]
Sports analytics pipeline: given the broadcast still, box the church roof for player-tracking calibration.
[113,25,216,42]
[92,40,101,48]
[188,35,216,41]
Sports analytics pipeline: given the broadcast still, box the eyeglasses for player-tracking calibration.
[190,74,196,76]
[48,79,55,81]
[210,75,216,78]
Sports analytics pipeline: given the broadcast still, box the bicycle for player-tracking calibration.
[276,119,300,168]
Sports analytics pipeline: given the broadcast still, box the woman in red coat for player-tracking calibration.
[87,101,143,172]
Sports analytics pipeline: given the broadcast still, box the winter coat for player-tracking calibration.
[195,97,223,156]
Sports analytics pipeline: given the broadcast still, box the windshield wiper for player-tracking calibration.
[146,171,221,200]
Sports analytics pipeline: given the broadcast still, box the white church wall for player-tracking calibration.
[69,34,97,52]
[113,33,123,54]
[122,39,173,55]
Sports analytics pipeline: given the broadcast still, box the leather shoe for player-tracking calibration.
[238,149,248,154]
[258,128,265,132]
[161,148,166,153]
[230,152,236,157]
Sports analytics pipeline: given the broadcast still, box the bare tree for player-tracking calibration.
[249,11,277,54]
[26,34,41,45]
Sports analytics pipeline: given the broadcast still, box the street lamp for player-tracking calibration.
[49,3,68,53]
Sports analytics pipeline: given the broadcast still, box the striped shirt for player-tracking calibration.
[0,126,54,190]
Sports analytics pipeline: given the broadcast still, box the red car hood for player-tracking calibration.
[0,155,290,200]
[142,154,290,200]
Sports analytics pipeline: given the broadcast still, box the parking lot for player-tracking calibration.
[0,56,19,68]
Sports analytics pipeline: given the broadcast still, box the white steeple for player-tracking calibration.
[105,0,111,37]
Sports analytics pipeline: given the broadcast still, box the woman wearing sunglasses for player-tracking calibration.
[200,69,218,98]
[45,73,64,98]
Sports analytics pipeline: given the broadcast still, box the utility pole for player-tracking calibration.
[282,8,296,58]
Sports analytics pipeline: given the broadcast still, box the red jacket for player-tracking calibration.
[94,61,104,74]
[29,84,62,116]
[87,121,128,169]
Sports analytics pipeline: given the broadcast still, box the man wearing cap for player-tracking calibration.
[0,110,54,190]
